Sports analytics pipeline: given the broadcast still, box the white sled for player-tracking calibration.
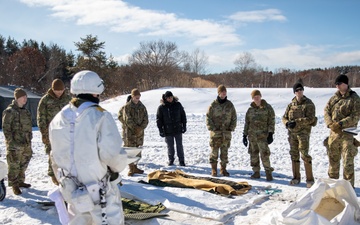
[0,160,7,201]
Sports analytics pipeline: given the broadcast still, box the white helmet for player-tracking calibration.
[70,70,104,95]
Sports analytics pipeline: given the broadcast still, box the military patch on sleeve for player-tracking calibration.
[95,106,106,112]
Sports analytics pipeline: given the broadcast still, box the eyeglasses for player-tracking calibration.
[295,88,303,92]
[335,82,343,85]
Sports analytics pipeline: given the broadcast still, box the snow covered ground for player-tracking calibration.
[1,87,360,225]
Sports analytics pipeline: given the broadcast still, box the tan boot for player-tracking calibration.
[220,164,230,177]
[266,171,273,181]
[128,164,135,176]
[251,171,260,179]
[211,163,217,177]
[51,176,59,186]
[18,182,31,188]
[304,161,314,188]
[132,164,144,174]
[13,186,22,195]
[290,161,301,185]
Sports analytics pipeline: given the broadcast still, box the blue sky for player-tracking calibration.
[1,0,360,73]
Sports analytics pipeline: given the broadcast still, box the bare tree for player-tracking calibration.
[183,48,209,75]
[233,52,257,73]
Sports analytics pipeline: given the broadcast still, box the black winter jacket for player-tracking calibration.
[156,97,187,136]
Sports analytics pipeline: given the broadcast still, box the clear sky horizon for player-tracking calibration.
[1,0,360,74]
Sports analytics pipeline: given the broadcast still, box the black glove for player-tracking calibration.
[182,125,186,133]
[286,121,296,129]
[243,135,248,147]
[267,132,274,144]
[160,132,165,137]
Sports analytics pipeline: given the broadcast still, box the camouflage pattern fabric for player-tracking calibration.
[206,98,237,165]
[282,96,316,163]
[2,100,33,186]
[123,100,149,148]
[37,89,70,176]
[324,88,360,186]
[244,99,275,172]
[118,104,128,146]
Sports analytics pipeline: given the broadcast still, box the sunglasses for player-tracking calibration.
[335,82,343,85]
[295,88,303,92]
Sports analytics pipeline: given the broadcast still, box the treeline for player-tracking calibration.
[0,34,359,99]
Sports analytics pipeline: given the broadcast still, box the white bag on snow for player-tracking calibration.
[273,178,360,225]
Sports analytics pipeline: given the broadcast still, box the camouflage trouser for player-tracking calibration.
[288,132,312,163]
[45,144,55,177]
[248,138,274,173]
[6,145,33,186]
[209,136,231,166]
[326,132,358,187]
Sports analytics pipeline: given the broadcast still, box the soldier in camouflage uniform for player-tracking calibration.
[2,88,33,195]
[123,88,149,176]
[243,90,275,181]
[37,79,71,185]
[282,83,317,188]
[324,74,360,188]
[206,85,237,177]
[118,95,131,146]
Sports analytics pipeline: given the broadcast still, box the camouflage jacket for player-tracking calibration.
[2,100,32,148]
[206,97,237,138]
[282,95,316,134]
[244,99,275,139]
[123,100,149,131]
[118,104,126,128]
[324,88,360,129]
[37,88,71,140]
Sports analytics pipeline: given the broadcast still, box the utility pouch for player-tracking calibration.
[86,182,100,204]
[71,186,94,213]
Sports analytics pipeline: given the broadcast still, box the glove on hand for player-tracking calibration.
[286,121,296,129]
[159,132,165,137]
[182,125,187,134]
[267,132,274,144]
[329,122,342,134]
[243,135,248,147]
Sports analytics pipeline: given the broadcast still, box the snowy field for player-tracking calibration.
[1,87,360,225]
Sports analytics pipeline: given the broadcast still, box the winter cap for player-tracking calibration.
[293,83,304,93]
[217,85,227,94]
[164,91,173,98]
[51,79,65,91]
[14,88,27,100]
[131,88,141,97]
[251,89,262,98]
[70,70,104,95]
[335,74,348,85]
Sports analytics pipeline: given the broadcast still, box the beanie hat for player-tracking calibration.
[52,79,65,91]
[251,90,262,98]
[217,85,227,94]
[14,88,27,99]
[335,74,349,85]
[71,70,104,95]
[293,83,304,93]
[164,91,173,98]
[131,88,141,97]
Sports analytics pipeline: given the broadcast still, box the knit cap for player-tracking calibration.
[335,74,348,85]
[131,88,141,97]
[293,83,304,93]
[217,85,227,94]
[52,79,65,91]
[251,90,262,98]
[164,91,173,98]
[14,88,27,99]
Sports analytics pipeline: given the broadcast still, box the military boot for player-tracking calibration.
[13,186,22,195]
[19,182,31,188]
[133,164,144,174]
[290,160,301,185]
[251,171,260,179]
[304,161,314,188]
[51,176,59,186]
[265,171,273,181]
[220,164,230,177]
[211,163,217,177]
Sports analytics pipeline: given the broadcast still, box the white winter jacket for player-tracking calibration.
[49,101,127,225]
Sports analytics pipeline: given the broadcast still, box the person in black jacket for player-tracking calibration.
[156,91,187,166]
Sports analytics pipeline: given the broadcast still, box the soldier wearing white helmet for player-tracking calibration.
[49,70,127,225]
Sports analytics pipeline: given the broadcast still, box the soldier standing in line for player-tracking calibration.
[118,95,131,147]
[206,85,237,177]
[123,88,149,176]
[37,79,71,185]
[2,88,33,195]
[324,74,360,188]
[243,90,275,181]
[282,82,317,188]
